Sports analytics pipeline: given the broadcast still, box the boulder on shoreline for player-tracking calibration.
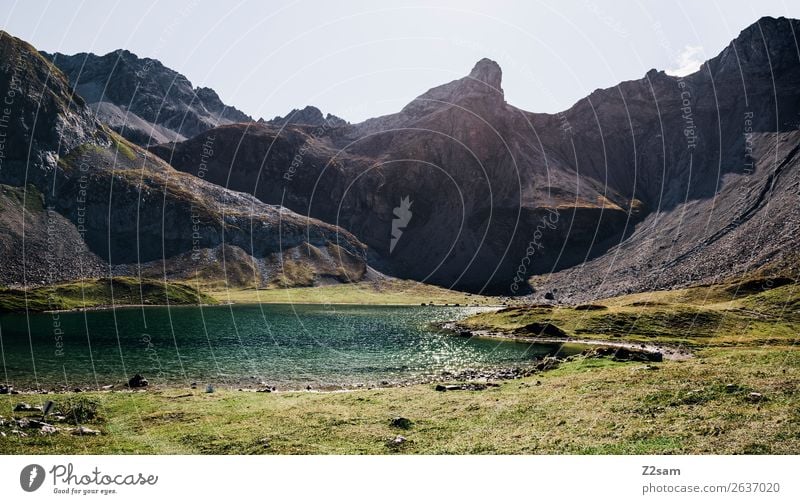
[582,346,663,363]
[127,374,149,388]
[435,382,500,392]
[535,356,561,372]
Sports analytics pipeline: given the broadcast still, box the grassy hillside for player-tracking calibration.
[0,277,216,312]
[0,275,501,311]
[209,278,502,306]
[458,277,799,347]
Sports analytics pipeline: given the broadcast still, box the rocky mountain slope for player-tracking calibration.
[0,31,367,289]
[152,58,638,293]
[151,16,800,296]
[44,49,252,146]
[525,16,800,301]
[267,105,347,127]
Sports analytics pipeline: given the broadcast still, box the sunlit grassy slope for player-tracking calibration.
[459,277,799,347]
[208,278,501,306]
[0,277,215,312]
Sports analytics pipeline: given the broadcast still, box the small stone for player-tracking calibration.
[11,429,28,437]
[39,424,58,435]
[725,383,738,393]
[205,385,215,393]
[13,403,42,412]
[27,419,49,429]
[101,384,114,390]
[535,356,561,372]
[389,417,413,429]
[746,392,765,403]
[72,426,100,436]
[388,435,406,447]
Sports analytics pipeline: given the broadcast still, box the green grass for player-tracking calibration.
[0,275,499,312]
[110,134,138,162]
[0,183,44,213]
[459,277,800,347]
[1,345,797,454]
[0,277,216,313]
[209,278,500,306]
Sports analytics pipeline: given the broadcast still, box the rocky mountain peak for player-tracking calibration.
[395,58,506,120]
[468,58,503,91]
[269,105,347,127]
[706,16,800,77]
[737,16,794,42]
[45,49,252,145]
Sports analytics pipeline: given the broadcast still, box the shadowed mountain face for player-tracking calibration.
[0,31,367,288]
[44,49,252,147]
[152,58,639,293]
[150,16,800,295]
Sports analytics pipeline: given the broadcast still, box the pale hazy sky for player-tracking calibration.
[3,0,799,122]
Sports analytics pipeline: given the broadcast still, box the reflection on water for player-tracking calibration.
[0,304,582,389]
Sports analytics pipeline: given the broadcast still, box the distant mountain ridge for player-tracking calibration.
[152,16,800,296]
[267,105,347,127]
[44,49,252,146]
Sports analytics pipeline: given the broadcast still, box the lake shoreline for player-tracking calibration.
[0,353,569,394]
[438,321,693,361]
[33,301,506,314]
[4,344,796,455]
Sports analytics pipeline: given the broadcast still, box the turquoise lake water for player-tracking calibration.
[0,304,582,389]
